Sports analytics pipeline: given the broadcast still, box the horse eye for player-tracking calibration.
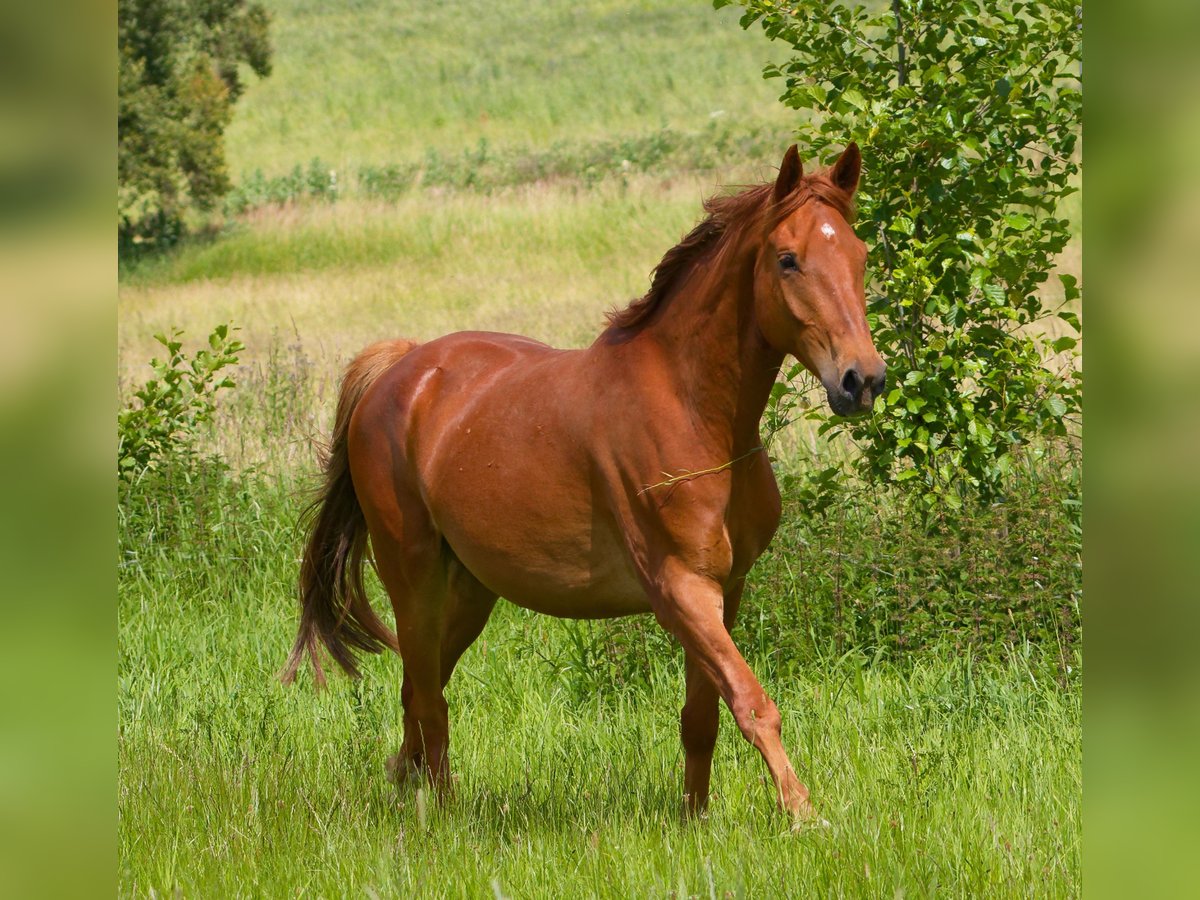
[778,253,799,273]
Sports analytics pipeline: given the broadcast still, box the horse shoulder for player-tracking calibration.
[611,467,737,591]
[728,451,782,578]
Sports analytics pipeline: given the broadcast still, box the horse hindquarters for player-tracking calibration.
[347,362,499,789]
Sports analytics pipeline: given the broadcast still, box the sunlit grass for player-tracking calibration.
[118,172,764,385]
[118,476,1080,898]
[224,0,791,175]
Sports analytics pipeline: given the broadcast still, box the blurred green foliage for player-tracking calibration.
[729,0,1083,508]
[118,0,272,250]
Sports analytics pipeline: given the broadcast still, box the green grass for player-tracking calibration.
[123,177,723,289]
[224,0,790,175]
[118,474,1080,897]
[116,174,781,404]
[222,119,798,213]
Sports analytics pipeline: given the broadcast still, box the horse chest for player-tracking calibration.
[726,456,783,578]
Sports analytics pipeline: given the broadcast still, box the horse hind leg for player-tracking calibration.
[681,652,720,815]
[371,521,497,792]
[436,557,499,689]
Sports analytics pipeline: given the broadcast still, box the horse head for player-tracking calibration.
[753,143,886,416]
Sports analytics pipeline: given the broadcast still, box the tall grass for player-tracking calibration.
[117,174,776,403]
[118,468,1080,897]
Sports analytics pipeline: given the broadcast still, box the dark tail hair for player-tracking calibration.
[281,339,419,686]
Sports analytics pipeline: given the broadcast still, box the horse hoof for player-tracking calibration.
[789,797,830,831]
[385,753,423,786]
[384,754,402,785]
[787,796,825,827]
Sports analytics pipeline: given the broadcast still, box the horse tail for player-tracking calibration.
[281,339,419,686]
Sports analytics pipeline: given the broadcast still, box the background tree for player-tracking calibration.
[727,0,1082,509]
[118,0,271,249]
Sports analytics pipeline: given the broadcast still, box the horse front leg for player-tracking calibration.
[679,582,744,816]
[680,652,719,816]
[655,559,812,819]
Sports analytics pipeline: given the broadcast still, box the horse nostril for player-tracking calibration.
[868,369,888,400]
[841,368,862,397]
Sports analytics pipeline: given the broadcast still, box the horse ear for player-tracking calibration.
[830,142,862,195]
[773,144,803,203]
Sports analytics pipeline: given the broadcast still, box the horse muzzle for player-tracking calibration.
[825,363,886,417]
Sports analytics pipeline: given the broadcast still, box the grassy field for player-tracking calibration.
[118,473,1080,897]
[119,175,770,370]
[222,0,791,173]
[118,0,1081,895]
[116,392,1081,898]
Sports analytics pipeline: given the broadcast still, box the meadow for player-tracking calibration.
[118,0,1081,895]
[119,464,1080,897]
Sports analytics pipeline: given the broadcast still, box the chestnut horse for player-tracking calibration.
[283,144,885,820]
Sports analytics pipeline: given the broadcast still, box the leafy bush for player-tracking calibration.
[749,460,1081,672]
[224,158,338,215]
[726,0,1083,508]
[118,0,272,250]
[118,324,244,479]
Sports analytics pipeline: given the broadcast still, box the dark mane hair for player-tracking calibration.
[605,170,855,331]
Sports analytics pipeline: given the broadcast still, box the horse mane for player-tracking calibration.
[605,170,856,331]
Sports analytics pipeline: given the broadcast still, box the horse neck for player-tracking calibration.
[638,241,785,450]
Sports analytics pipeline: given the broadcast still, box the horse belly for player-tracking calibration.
[425,446,650,619]
[438,491,650,618]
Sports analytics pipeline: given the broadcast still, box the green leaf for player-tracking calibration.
[1057,310,1081,331]
[1050,336,1077,353]
[1058,273,1081,302]
[969,267,992,289]
[982,284,1007,306]
[842,89,867,110]
[1044,395,1068,418]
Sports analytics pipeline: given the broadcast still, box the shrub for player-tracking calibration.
[118,0,272,250]
[746,459,1082,675]
[224,158,337,214]
[725,0,1083,508]
[117,324,244,480]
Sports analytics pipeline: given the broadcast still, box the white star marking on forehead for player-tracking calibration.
[820,222,836,241]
